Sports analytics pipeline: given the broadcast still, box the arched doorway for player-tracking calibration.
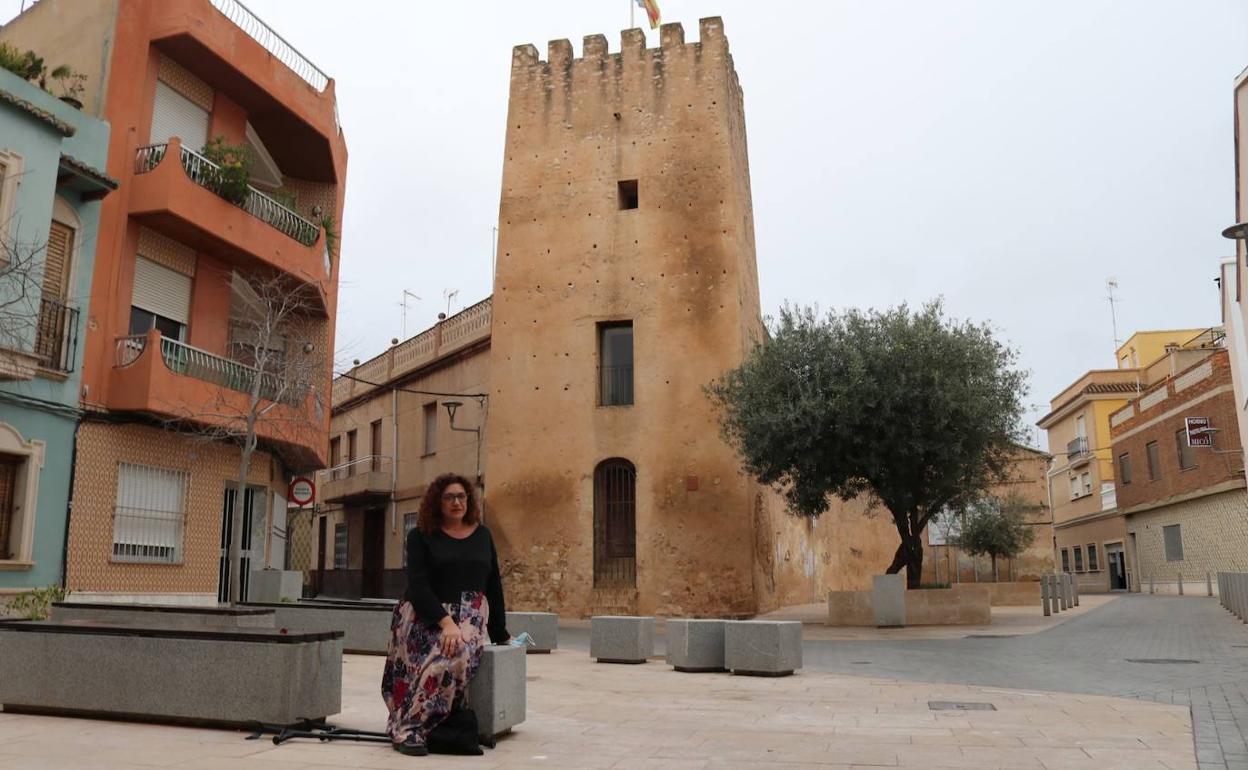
[593,458,636,586]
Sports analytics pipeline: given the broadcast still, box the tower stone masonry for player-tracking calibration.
[485,18,771,617]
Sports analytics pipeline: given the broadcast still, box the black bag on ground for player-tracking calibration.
[427,706,484,756]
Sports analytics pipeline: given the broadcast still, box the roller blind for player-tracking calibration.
[42,220,73,301]
[150,80,209,151]
[132,256,192,323]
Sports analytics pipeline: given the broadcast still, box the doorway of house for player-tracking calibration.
[219,486,266,603]
[315,515,327,596]
[1106,542,1127,590]
[362,508,385,598]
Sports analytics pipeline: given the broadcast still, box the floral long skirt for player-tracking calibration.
[381,591,489,745]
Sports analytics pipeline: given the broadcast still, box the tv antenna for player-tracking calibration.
[400,290,421,339]
[1106,277,1121,355]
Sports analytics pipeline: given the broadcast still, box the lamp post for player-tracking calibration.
[442,399,484,498]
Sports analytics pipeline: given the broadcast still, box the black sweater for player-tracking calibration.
[404,525,509,644]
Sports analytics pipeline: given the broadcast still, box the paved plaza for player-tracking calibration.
[4,593,1247,769]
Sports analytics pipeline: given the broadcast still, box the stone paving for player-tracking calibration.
[0,648,1194,769]
[565,594,1247,769]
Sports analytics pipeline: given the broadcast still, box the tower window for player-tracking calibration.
[618,180,638,210]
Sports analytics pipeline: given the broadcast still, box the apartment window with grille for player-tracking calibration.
[0,454,19,560]
[1073,545,1084,572]
[598,322,634,406]
[333,522,348,569]
[423,403,437,455]
[1118,453,1131,485]
[112,463,188,564]
[1060,548,1070,572]
[1175,429,1197,471]
[1146,441,1161,479]
[402,512,418,567]
[1163,524,1184,561]
[370,420,383,471]
[346,430,357,476]
[1087,543,1100,571]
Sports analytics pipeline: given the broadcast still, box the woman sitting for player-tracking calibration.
[381,472,510,755]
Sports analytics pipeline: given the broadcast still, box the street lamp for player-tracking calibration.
[442,400,483,495]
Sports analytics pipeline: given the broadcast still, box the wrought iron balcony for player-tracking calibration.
[33,297,78,373]
[317,456,393,505]
[1066,436,1091,465]
[114,334,306,406]
[134,143,320,247]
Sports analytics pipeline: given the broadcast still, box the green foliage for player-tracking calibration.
[5,585,68,620]
[320,214,339,261]
[199,136,253,206]
[0,42,42,81]
[949,493,1038,580]
[0,44,86,103]
[706,300,1028,587]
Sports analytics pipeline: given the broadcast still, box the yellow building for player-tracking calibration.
[1038,328,1211,593]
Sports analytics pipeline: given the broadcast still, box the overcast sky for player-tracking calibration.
[5,1,1247,448]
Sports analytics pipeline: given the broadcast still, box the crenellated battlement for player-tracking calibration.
[511,17,730,75]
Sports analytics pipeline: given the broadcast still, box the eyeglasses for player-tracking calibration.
[441,493,468,504]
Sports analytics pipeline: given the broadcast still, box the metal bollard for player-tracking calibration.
[1208,572,1213,598]
[1071,572,1080,607]
[1179,572,1184,596]
[1058,573,1068,611]
[1150,574,1155,595]
[1065,572,1075,608]
[1041,574,1051,617]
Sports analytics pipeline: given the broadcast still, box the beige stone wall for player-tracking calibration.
[0,0,121,116]
[1126,488,1248,593]
[486,22,764,618]
[67,421,275,596]
[1054,514,1128,593]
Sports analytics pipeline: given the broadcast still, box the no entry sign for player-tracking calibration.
[288,476,316,506]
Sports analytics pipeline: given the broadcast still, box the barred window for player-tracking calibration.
[112,463,188,563]
[1087,543,1099,571]
[1060,548,1070,572]
[333,522,348,569]
[1073,545,1084,572]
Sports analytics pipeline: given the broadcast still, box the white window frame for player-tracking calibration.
[333,521,348,569]
[0,149,24,254]
[111,462,188,564]
[0,423,45,568]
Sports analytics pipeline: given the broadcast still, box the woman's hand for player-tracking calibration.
[439,618,464,657]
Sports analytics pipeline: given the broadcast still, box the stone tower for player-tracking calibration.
[485,18,767,617]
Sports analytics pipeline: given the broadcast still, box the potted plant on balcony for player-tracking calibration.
[200,137,253,207]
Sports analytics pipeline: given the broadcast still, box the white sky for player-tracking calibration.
[5,1,1248,448]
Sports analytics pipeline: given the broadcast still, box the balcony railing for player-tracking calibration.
[1066,436,1090,462]
[33,297,78,373]
[134,143,321,247]
[114,334,307,406]
[208,0,329,92]
[318,455,392,483]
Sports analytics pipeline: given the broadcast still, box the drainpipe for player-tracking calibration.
[391,386,398,533]
[59,419,82,591]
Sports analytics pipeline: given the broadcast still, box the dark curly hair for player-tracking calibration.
[417,473,480,534]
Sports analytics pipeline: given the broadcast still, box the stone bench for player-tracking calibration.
[467,643,526,740]
[590,616,654,664]
[0,620,342,727]
[724,620,802,676]
[505,611,558,653]
[666,619,726,672]
[52,601,276,629]
[244,600,393,654]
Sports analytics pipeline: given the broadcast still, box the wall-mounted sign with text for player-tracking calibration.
[288,476,316,506]
[1185,417,1213,448]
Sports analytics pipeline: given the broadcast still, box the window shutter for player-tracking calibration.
[42,221,73,301]
[132,256,192,324]
[150,80,210,151]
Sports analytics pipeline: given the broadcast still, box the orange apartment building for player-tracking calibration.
[0,0,347,604]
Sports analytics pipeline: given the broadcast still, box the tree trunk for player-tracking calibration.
[885,526,926,589]
[992,554,999,583]
[884,542,907,575]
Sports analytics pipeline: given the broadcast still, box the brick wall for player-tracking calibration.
[1111,350,1245,512]
[1127,488,1248,591]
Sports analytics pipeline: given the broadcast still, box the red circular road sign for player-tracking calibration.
[289,476,315,506]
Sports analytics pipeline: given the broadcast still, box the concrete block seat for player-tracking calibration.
[724,620,802,677]
[666,619,726,672]
[467,643,527,740]
[51,601,276,629]
[505,611,558,653]
[244,600,395,654]
[590,616,654,664]
[0,620,342,727]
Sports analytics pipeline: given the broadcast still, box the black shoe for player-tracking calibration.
[393,737,428,756]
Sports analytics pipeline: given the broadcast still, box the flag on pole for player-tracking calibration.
[633,0,661,29]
